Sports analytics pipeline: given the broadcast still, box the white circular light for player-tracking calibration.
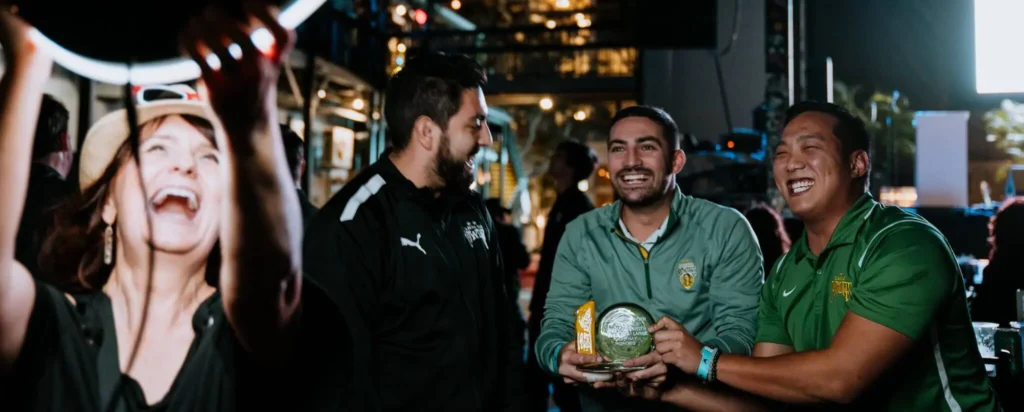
[27,0,328,86]
[352,98,365,110]
[574,110,587,121]
[395,4,408,15]
[545,20,556,29]
[397,43,407,53]
[539,97,553,110]
[317,89,327,98]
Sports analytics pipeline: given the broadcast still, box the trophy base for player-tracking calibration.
[577,362,645,373]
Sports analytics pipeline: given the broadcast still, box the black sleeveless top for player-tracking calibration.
[5,279,353,412]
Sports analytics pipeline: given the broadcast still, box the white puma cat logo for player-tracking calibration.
[400,233,426,255]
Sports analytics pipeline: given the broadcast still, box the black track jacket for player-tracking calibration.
[304,154,523,411]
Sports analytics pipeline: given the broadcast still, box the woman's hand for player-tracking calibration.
[0,6,52,76]
[178,1,303,364]
[180,2,295,138]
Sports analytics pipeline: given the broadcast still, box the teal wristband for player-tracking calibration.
[696,346,720,382]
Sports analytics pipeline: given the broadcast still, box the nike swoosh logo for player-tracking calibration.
[782,287,796,297]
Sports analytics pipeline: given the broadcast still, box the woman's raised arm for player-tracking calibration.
[0,9,54,369]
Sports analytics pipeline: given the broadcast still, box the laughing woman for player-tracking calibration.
[1,4,348,412]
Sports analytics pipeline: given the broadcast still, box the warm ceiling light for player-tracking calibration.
[545,20,556,29]
[352,98,365,110]
[539,97,554,110]
[395,4,407,15]
[451,0,462,10]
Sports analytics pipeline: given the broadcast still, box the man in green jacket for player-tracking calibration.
[629,101,1000,411]
[535,106,763,410]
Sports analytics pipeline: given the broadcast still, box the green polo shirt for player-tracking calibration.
[756,194,1000,411]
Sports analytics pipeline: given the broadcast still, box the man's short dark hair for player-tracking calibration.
[609,106,681,152]
[783,101,870,158]
[33,94,69,160]
[556,140,598,182]
[280,125,304,183]
[384,52,487,151]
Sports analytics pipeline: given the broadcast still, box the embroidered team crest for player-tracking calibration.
[831,273,852,302]
[678,259,697,290]
[463,221,489,249]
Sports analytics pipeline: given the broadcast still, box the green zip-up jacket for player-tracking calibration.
[536,189,763,380]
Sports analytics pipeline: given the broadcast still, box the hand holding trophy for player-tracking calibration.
[557,300,655,388]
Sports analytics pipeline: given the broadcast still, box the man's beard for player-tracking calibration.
[434,133,476,192]
[614,165,672,208]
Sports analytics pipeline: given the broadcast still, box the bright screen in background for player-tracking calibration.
[975,0,1024,94]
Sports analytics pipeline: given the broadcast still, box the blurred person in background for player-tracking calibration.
[487,198,530,351]
[15,94,74,275]
[972,197,1024,326]
[525,139,597,412]
[744,203,791,280]
[280,125,317,227]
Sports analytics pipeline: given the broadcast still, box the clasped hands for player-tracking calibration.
[557,316,705,400]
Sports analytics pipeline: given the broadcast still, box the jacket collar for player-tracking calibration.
[376,149,473,208]
[791,193,877,263]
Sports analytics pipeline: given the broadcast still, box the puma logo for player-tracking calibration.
[400,233,426,255]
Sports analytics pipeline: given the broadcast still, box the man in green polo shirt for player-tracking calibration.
[534,106,763,411]
[626,101,1000,410]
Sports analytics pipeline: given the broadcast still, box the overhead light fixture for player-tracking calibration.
[335,107,369,123]
[451,0,462,11]
[414,9,428,25]
[317,89,327,98]
[397,43,407,53]
[539,97,553,110]
[352,98,365,110]
[577,18,591,28]
[556,0,570,9]
[395,4,408,15]
[573,110,587,121]
[545,20,557,29]
[24,0,327,86]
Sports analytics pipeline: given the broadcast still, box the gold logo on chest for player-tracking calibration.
[678,259,697,290]
[830,273,852,302]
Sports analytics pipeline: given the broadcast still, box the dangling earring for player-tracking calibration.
[103,224,114,265]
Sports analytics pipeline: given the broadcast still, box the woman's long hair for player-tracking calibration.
[38,115,219,293]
